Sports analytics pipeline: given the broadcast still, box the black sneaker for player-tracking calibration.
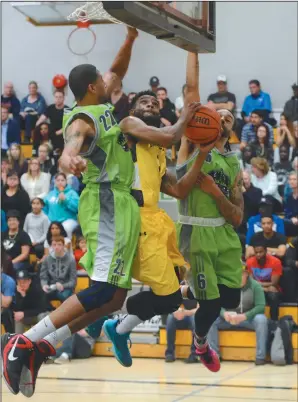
[19,339,56,398]
[255,359,266,366]
[1,333,34,395]
[165,355,175,363]
[184,354,199,364]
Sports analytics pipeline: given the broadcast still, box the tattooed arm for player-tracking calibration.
[59,116,94,175]
[197,171,244,227]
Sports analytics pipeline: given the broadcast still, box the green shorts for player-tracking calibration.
[177,222,242,300]
[78,185,140,289]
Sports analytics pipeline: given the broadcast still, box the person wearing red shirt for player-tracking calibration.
[74,236,87,271]
[246,242,282,320]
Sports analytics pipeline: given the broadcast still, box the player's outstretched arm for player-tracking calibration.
[197,171,244,227]
[120,102,200,148]
[185,52,200,104]
[59,117,94,175]
[103,27,138,97]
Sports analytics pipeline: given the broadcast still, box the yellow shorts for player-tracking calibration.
[132,208,186,296]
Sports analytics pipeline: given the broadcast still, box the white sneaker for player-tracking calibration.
[54,352,70,364]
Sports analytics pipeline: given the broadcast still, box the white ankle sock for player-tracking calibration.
[44,325,72,348]
[116,315,143,335]
[24,316,56,342]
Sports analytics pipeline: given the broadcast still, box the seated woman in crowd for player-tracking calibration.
[20,81,46,143]
[284,157,298,200]
[42,221,72,261]
[74,236,87,272]
[21,157,51,200]
[283,172,298,237]
[49,168,80,193]
[251,157,283,213]
[23,198,50,259]
[7,143,28,177]
[1,170,31,227]
[2,210,31,271]
[251,124,273,165]
[239,144,255,173]
[32,122,51,156]
[38,143,57,175]
[275,113,296,148]
[273,145,293,197]
[44,172,79,238]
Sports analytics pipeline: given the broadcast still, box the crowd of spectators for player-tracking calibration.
[1,76,298,364]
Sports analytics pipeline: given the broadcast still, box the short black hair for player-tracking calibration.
[157,87,167,94]
[130,90,157,110]
[251,109,264,118]
[253,240,267,250]
[261,214,273,221]
[69,64,98,100]
[249,79,260,87]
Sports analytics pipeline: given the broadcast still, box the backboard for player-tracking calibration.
[11,1,216,53]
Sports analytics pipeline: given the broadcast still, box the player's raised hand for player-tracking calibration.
[127,26,138,40]
[181,102,201,124]
[199,132,221,153]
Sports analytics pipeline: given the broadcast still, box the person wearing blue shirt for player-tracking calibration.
[1,82,21,120]
[1,108,21,157]
[1,270,16,332]
[242,80,272,123]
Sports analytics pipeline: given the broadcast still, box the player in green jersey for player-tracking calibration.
[175,53,244,373]
[1,28,201,397]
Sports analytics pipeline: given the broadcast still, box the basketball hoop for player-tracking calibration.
[67,2,123,24]
[67,20,97,56]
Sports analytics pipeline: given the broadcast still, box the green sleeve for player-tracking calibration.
[245,280,266,321]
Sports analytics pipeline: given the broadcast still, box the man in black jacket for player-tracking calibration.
[283,83,298,123]
[156,87,177,126]
[13,269,51,334]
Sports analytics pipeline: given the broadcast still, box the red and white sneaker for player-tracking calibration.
[195,343,221,373]
[1,333,34,395]
[19,339,56,398]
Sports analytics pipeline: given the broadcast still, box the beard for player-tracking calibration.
[221,125,231,138]
[133,110,161,128]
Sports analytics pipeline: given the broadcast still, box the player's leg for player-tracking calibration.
[179,224,222,372]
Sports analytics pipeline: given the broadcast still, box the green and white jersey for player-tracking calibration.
[176,148,240,219]
[63,103,134,190]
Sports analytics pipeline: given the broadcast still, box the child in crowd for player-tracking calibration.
[74,236,87,271]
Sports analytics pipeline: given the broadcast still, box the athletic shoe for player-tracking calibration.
[195,343,221,372]
[54,352,70,365]
[103,319,132,367]
[184,354,199,364]
[165,355,175,363]
[1,333,34,395]
[255,359,266,366]
[19,339,55,398]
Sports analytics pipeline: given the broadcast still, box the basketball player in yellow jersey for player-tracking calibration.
[103,90,219,367]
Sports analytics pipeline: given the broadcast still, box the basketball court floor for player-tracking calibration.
[2,357,297,402]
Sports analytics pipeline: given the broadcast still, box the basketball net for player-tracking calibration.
[67,2,123,24]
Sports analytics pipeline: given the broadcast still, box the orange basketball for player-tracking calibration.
[186,105,221,145]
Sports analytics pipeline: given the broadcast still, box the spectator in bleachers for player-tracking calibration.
[157,87,177,126]
[275,113,296,148]
[284,237,298,302]
[20,81,46,143]
[149,76,160,93]
[37,143,57,176]
[283,172,298,236]
[1,250,16,333]
[246,198,285,245]
[283,83,298,123]
[240,110,274,151]
[13,269,50,334]
[1,156,10,187]
[165,299,199,364]
[284,157,298,200]
[242,80,273,125]
[127,92,137,109]
[246,215,287,260]
[2,210,31,271]
[40,236,77,302]
[1,171,31,225]
[74,236,87,271]
[1,107,21,157]
[49,169,80,193]
[175,84,187,117]
[273,145,293,196]
[208,269,268,365]
[251,157,282,212]
[1,81,20,120]
[207,75,236,114]
[246,242,282,321]
[110,79,129,123]
[44,172,79,238]
[32,122,50,156]
[36,89,68,156]
[1,209,8,232]
[7,143,28,177]
[251,124,274,165]
[292,121,298,161]
[23,198,50,260]
[43,222,72,260]
[240,145,255,173]
[20,158,51,200]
